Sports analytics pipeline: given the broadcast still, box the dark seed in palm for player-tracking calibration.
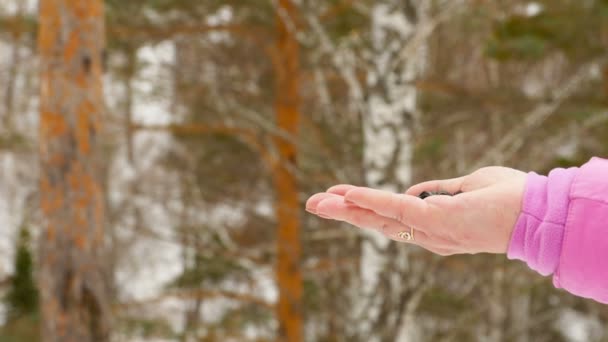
[418,191,462,199]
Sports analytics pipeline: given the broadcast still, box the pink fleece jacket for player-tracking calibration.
[508,157,608,304]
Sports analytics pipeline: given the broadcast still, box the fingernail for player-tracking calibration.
[306,208,317,214]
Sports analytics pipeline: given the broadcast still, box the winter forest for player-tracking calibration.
[1,0,608,341]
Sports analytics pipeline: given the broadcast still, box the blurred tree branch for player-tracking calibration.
[0,14,270,51]
[109,23,270,48]
[529,110,608,171]
[471,58,606,170]
[117,289,274,311]
[129,117,342,185]
[319,0,357,22]
[131,123,278,168]
[0,277,10,289]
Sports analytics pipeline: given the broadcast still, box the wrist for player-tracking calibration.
[507,168,577,276]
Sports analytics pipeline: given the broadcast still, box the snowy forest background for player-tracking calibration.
[1,0,608,341]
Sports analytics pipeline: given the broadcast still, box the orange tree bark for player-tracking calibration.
[38,1,111,341]
[273,1,303,341]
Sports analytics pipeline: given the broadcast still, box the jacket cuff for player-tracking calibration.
[554,158,608,303]
[507,168,578,276]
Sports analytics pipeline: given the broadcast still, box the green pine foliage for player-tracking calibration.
[0,226,40,341]
[5,227,38,320]
[486,0,607,60]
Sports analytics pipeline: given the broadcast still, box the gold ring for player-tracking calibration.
[398,228,415,242]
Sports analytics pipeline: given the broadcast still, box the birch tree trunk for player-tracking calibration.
[273,1,303,341]
[359,1,430,340]
[38,1,111,341]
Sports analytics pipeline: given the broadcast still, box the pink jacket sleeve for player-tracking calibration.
[508,157,608,304]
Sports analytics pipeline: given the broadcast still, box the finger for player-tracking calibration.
[383,224,441,248]
[383,220,456,248]
[326,184,359,196]
[306,193,343,213]
[315,197,438,248]
[315,196,372,225]
[317,196,400,232]
[405,176,467,197]
[423,246,457,257]
[343,188,439,232]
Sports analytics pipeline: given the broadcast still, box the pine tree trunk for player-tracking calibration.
[273,0,303,341]
[38,1,111,341]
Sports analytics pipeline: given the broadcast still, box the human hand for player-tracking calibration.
[305,167,527,255]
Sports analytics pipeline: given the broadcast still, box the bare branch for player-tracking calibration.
[0,277,11,289]
[110,23,270,48]
[131,123,278,169]
[396,1,466,65]
[117,289,274,311]
[529,111,608,171]
[470,59,604,170]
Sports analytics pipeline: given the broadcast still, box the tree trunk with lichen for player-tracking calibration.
[273,0,303,341]
[38,0,111,341]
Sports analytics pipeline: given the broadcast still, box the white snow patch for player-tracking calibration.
[525,2,543,17]
[556,309,603,342]
[522,79,544,99]
[115,236,183,301]
[133,42,176,126]
[254,199,274,218]
[206,5,233,26]
[0,0,37,15]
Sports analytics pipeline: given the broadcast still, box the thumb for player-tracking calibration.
[405,176,467,197]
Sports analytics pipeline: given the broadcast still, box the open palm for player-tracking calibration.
[306,167,527,255]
